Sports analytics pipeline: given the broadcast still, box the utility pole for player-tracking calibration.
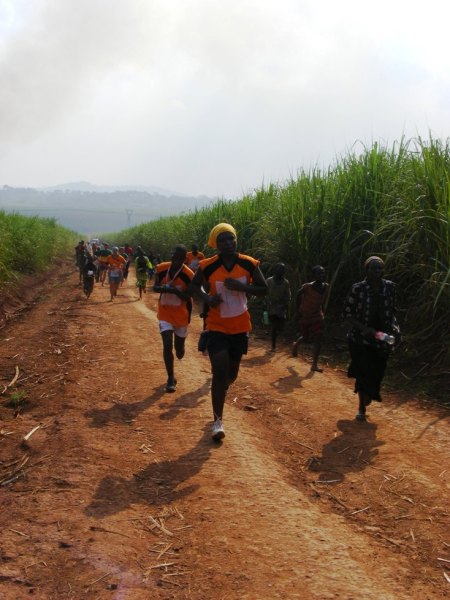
[125,209,133,228]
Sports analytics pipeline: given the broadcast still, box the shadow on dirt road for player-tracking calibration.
[85,427,217,517]
[308,419,384,483]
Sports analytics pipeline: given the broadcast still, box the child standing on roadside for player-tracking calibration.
[292,265,329,372]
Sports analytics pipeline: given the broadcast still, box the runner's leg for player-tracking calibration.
[174,334,186,360]
[109,277,119,300]
[161,330,175,385]
[311,333,323,372]
[292,328,302,356]
[228,358,242,387]
[209,349,230,420]
[357,391,367,420]
[271,321,278,351]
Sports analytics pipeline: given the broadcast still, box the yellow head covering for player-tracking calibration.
[207,223,237,249]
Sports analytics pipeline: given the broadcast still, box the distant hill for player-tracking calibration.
[0,184,216,236]
[42,181,186,197]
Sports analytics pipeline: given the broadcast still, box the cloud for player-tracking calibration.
[0,0,170,141]
[0,0,449,196]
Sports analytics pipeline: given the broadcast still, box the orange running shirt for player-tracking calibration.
[156,262,194,327]
[199,253,260,334]
[106,254,126,272]
[185,251,205,271]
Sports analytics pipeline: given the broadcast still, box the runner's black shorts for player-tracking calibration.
[207,331,249,361]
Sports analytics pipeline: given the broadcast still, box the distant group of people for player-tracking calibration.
[75,224,400,437]
[74,240,158,302]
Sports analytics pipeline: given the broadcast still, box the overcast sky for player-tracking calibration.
[0,0,449,198]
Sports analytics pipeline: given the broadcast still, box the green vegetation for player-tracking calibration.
[5,390,27,409]
[0,211,77,284]
[112,136,449,375]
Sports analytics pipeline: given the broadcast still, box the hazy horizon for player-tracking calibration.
[0,183,215,233]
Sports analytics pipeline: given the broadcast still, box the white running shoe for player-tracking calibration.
[211,418,225,440]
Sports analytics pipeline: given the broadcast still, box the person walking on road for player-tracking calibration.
[190,223,267,441]
[119,247,130,285]
[75,240,86,284]
[153,245,194,393]
[96,243,112,286]
[82,254,97,299]
[135,248,153,299]
[292,265,329,372]
[343,256,400,421]
[266,262,291,352]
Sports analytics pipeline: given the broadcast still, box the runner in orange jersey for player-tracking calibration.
[106,247,126,301]
[185,244,205,272]
[153,245,194,393]
[190,223,267,440]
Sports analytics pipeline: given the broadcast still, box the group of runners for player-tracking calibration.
[74,240,156,301]
[75,223,400,438]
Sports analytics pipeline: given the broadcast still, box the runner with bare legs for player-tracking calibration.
[190,223,267,440]
[96,243,112,286]
[153,245,194,393]
[292,265,329,372]
[106,247,126,301]
[135,248,152,300]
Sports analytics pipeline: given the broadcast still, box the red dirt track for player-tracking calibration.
[0,266,449,599]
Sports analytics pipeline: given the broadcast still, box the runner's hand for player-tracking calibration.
[224,278,245,291]
[207,294,222,307]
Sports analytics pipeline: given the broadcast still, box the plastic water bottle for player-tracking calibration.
[375,331,395,345]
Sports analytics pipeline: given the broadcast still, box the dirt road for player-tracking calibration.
[1,267,449,599]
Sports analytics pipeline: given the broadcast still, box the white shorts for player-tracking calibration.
[159,320,188,338]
